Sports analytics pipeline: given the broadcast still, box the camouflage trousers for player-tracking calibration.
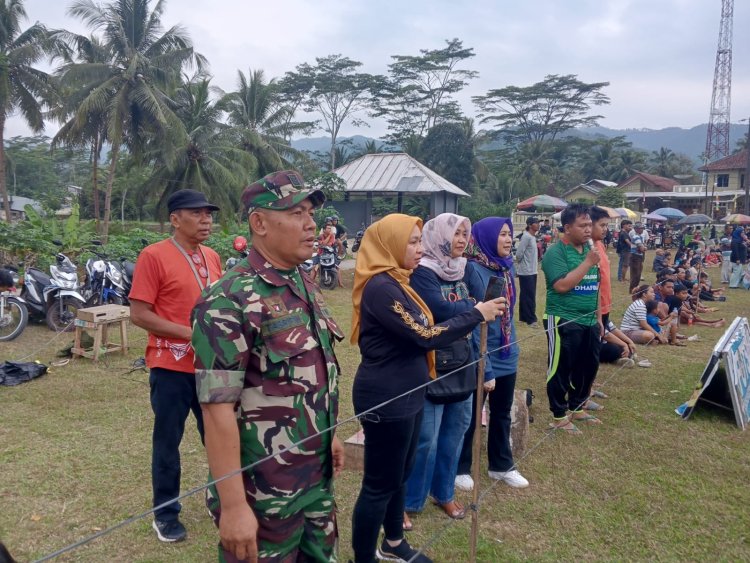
[215,482,337,563]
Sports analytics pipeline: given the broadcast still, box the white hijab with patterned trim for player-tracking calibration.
[419,213,471,282]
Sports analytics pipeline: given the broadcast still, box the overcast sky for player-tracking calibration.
[7,0,750,140]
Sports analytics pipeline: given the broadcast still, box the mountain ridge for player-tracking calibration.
[291,124,748,165]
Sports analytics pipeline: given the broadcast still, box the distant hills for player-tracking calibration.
[291,124,748,165]
[568,123,747,161]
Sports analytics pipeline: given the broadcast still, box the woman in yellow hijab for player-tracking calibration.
[350,213,504,563]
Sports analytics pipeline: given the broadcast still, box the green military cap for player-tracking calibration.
[241,170,325,213]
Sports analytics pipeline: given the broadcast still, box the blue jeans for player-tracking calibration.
[617,252,626,281]
[404,396,472,510]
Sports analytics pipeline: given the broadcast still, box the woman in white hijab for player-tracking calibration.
[403,213,477,525]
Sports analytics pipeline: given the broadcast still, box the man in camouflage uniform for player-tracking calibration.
[192,170,345,563]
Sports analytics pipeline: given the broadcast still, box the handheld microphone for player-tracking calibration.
[587,239,599,268]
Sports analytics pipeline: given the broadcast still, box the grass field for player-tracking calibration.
[1,249,750,562]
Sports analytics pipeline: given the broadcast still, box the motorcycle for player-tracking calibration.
[318,245,340,290]
[225,236,249,270]
[22,243,86,332]
[83,243,128,306]
[351,225,365,253]
[300,242,319,276]
[83,239,145,306]
[0,267,28,341]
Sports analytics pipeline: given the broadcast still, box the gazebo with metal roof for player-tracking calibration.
[330,153,470,227]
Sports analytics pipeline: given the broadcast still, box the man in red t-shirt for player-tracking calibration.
[130,189,222,543]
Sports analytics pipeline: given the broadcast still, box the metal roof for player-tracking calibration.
[332,153,470,197]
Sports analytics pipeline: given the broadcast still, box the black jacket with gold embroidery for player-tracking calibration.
[352,272,484,419]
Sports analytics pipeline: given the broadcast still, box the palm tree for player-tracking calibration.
[220,68,311,177]
[650,147,677,177]
[512,140,555,198]
[51,33,112,223]
[140,77,255,220]
[59,0,203,239]
[0,0,56,222]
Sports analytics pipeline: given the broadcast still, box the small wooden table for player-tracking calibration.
[71,304,130,361]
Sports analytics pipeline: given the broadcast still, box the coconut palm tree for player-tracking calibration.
[0,0,57,222]
[650,147,677,177]
[140,76,255,220]
[220,68,311,177]
[59,0,204,239]
[51,33,112,223]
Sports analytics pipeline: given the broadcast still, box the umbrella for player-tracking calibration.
[642,212,668,222]
[652,207,686,219]
[598,206,621,219]
[516,194,568,211]
[615,207,639,219]
[677,213,713,226]
[720,213,750,225]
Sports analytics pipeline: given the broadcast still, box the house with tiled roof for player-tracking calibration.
[693,149,749,217]
[562,179,618,202]
[698,149,747,193]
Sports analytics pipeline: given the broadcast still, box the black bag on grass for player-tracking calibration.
[0,361,48,386]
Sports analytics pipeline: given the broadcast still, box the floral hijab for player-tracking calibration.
[465,217,516,358]
[419,213,471,282]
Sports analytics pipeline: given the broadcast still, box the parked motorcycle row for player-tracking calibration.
[0,239,145,341]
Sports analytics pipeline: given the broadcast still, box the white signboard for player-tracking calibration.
[676,317,750,430]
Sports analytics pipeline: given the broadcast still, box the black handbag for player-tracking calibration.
[427,336,476,404]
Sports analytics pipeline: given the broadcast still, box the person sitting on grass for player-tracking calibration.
[599,319,637,368]
[743,263,750,290]
[675,284,726,328]
[652,249,670,272]
[698,272,726,301]
[645,300,676,342]
[620,285,665,345]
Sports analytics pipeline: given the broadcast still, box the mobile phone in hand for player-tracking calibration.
[484,276,507,301]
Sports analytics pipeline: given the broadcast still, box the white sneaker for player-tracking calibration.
[687,335,700,342]
[454,474,474,491]
[488,469,529,489]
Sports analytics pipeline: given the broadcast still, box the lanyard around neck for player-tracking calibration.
[171,238,210,290]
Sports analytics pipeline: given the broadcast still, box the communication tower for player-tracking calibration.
[704,0,734,161]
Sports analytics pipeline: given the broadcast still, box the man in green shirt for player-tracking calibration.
[541,203,602,434]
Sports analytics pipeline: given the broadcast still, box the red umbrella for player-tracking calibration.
[516,194,568,211]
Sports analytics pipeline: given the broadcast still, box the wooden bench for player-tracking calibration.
[71,304,130,361]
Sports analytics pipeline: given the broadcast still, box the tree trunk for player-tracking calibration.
[101,144,120,243]
[0,114,11,223]
[91,133,101,226]
[121,185,128,224]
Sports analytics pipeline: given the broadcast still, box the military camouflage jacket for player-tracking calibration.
[192,247,344,515]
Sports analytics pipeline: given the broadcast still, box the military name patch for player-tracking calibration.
[261,311,306,337]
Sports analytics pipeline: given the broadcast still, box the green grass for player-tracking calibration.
[1,251,750,562]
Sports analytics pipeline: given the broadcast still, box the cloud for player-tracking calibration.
[6,0,749,138]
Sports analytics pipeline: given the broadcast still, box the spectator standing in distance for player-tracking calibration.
[729,223,749,288]
[515,216,540,327]
[541,203,602,435]
[629,222,647,293]
[616,220,633,282]
[192,170,345,562]
[129,189,223,543]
